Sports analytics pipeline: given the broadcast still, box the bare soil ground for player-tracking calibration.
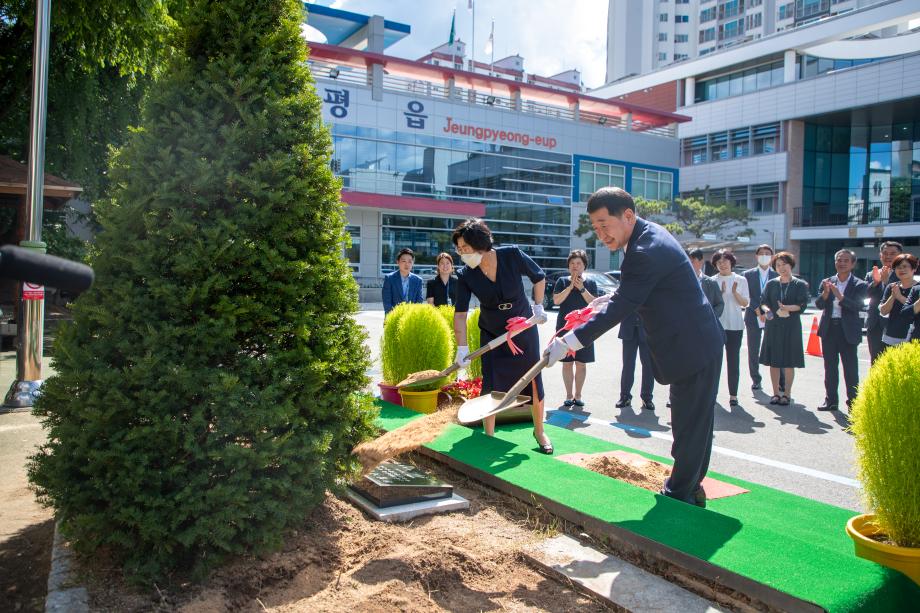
[81,456,613,612]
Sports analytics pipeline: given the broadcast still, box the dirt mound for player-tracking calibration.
[353,399,462,475]
[396,369,443,387]
[583,455,671,493]
[87,467,609,612]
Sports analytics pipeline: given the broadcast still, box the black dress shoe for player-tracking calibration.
[751,382,762,391]
[615,396,631,408]
[641,401,655,411]
[694,487,707,507]
[666,401,671,408]
[817,401,839,411]
[729,398,739,407]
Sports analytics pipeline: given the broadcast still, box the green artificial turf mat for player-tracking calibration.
[374,401,920,611]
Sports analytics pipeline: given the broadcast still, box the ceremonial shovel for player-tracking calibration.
[457,355,550,424]
[397,313,545,390]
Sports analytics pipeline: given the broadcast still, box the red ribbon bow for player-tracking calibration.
[547,306,595,359]
[504,316,531,356]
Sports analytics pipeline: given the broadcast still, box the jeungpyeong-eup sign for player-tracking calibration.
[442,117,558,150]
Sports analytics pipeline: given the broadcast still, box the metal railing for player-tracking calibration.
[793,203,920,227]
[308,60,677,138]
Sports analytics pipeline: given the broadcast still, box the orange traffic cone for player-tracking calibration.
[806,316,822,357]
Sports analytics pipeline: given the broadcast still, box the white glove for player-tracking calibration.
[454,345,470,366]
[543,337,573,368]
[588,293,612,314]
[532,303,547,324]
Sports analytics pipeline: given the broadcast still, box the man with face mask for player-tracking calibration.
[743,245,781,392]
[543,188,724,507]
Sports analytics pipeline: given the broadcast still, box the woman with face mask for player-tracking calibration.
[451,218,552,453]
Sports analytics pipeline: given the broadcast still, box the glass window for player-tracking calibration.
[579,161,625,201]
[343,226,360,273]
[731,128,750,158]
[631,168,673,202]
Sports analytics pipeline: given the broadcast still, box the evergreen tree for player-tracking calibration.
[28,0,376,580]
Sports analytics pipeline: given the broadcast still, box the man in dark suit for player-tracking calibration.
[382,248,425,315]
[545,187,724,507]
[742,244,782,391]
[815,249,868,411]
[864,241,903,364]
[687,248,724,319]
[616,313,655,411]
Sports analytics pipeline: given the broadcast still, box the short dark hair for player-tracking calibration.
[567,249,588,268]
[891,253,918,270]
[452,218,493,251]
[772,251,796,270]
[686,247,704,261]
[880,241,903,253]
[711,248,737,267]
[755,244,774,255]
[396,248,415,262]
[586,187,636,217]
[436,252,454,266]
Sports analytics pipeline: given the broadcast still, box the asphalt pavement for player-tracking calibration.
[357,305,867,512]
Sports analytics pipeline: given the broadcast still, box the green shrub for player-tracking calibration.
[387,304,452,391]
[27,0,377,582]
[466,308,482,380]
[380,303,412,385]
[850,340,920,547]
[437,304,458,381]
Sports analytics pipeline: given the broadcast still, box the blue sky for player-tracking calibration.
[305,0,610,89]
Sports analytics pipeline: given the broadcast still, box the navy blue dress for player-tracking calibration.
[455,246,546,402]
[553,275,598,363]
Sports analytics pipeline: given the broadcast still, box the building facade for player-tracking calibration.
[596,0,920,288]
[606,0,889,83]
[304,5,685,290]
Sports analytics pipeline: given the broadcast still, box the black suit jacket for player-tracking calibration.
[743,266,778,326]
[864,270,898,332]
[701,275,725,318]
[573,218,724,384]
[618,311,647,341]
[815,275,868,345]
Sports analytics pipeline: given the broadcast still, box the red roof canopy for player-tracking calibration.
[308,43,689,128]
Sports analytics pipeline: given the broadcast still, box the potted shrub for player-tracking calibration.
[846,341,920,585]
[466,307,482,380]
[378,303,411,404]
[394,304,453,413]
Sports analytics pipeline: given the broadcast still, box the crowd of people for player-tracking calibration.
[378,189,919,506]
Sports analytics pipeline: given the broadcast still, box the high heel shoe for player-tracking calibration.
[533,431,554,454]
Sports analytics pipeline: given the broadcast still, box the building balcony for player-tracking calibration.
[792,202,920,227]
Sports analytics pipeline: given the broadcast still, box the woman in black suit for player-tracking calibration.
[426,252,458,307]
[553,250,597,407]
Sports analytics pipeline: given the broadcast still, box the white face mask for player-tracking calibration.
[757,255,772,267]
[460,252,483,268]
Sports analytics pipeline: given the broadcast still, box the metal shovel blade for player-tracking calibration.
[457,391,532,424]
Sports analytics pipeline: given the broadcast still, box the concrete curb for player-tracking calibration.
[45,521,89,613]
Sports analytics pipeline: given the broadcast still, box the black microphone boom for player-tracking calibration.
[0,245,94,293]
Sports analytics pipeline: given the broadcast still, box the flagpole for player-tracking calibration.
[470,0,475,72]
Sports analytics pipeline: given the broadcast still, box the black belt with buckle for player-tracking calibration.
[497,302,513,311]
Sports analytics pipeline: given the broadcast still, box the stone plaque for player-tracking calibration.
[350,460,453,508]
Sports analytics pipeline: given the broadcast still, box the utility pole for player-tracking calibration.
[5,0,52,409]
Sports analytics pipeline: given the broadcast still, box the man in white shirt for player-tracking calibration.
[742,245,780,392]
[815,249,868,412]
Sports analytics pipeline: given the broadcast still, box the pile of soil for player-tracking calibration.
[83,460,610,612]
[582,456,671,493]
[395,370,444,388]
[353,399,461,475]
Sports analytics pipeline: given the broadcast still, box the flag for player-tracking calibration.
[484,20,493,55]
[448,10,456,45]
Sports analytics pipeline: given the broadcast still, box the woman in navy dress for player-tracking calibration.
[553,250,597,407]
[451,218,552,453]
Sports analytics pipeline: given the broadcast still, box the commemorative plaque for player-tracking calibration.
[350,460,453,508]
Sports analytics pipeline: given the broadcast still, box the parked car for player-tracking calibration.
[539,270,620,311]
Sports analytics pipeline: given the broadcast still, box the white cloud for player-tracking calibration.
[305,0,609,88]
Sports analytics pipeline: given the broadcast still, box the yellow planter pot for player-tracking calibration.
[398,388,440,414]
[846,514,920,586]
